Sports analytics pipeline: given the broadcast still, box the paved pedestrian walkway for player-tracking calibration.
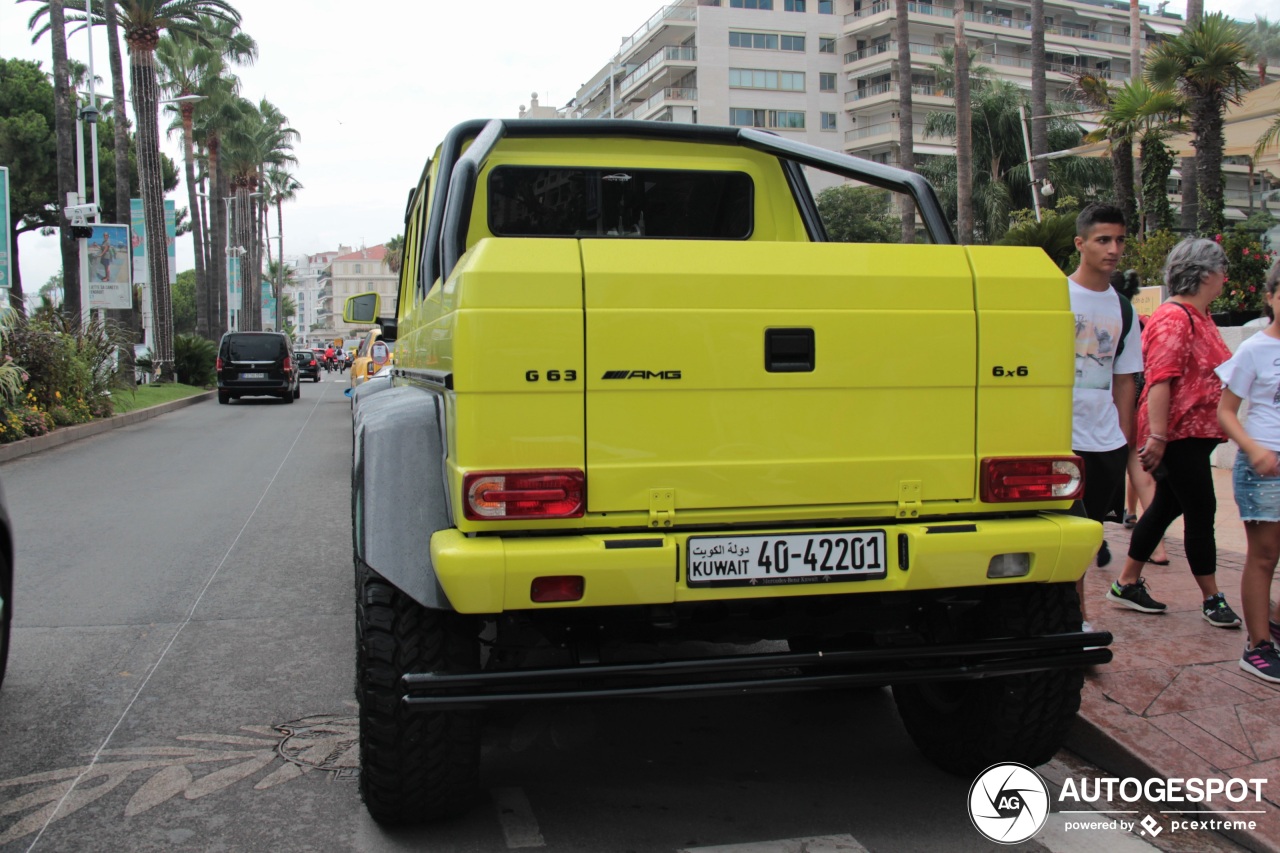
[1071,466,1280,852]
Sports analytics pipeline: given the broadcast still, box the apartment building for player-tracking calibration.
[286,246,350,347]
[321,245,396,341]
[567,0,1183,172]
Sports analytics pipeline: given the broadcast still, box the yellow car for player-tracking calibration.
[348,328,393,391]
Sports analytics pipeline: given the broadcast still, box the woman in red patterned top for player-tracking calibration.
[1106,237,1239,626]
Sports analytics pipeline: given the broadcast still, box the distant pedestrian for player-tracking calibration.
[1107,237,1238,628]
[1068,204,1143,632]
[1217,259,1280,681]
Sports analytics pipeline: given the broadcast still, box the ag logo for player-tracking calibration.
[968,762,1050,845]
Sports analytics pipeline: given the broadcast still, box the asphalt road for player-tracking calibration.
[0,378,1245,853]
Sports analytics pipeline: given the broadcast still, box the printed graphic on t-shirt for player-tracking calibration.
[1074,310,1120,390]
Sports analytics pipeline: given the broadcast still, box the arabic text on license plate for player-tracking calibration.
[241,372,266,380]
[686,531,888,587]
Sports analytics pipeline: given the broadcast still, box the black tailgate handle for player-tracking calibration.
[765,329,815,373]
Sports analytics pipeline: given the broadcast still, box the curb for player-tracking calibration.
[0,390,216,465]
[1067,709,1274,853]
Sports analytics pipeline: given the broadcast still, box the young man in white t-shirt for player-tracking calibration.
[1069,204,1143,628]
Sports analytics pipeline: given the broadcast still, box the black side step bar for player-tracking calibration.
[402,631,1112,710]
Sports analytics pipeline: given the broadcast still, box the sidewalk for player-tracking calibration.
[1069,466,1280,853]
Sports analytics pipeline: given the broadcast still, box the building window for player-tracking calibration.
[819,36,836,53]
[780,35,806,51]
[354,264,362,273]
[784,0,806,10]
[819,72,836,91]
[730,31,780,50]
[730,0,774,7]
[729,108,806,129]
[730,68,806,90]
[819,0,834,12]
[821,111,837,130]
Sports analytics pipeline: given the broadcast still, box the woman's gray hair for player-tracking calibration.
[1163,237,1228,296]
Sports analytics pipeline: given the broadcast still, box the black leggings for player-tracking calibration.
[1128,437,1219,576]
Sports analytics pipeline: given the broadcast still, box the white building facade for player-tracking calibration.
[565,0,1204,187]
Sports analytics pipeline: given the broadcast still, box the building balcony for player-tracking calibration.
[844,1,954,25]
[844,40,945,67]
[615,4,698,64]
[845,82,954,107]
[842,120,935,151]
[619,46,698,97]
[1046,24,1131,46]
[635,87,698,119]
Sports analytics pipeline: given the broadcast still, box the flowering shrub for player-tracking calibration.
[1209,227,1275,315]
[88,395,113,419]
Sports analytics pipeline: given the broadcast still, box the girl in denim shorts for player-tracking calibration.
[1217,259,1280,682]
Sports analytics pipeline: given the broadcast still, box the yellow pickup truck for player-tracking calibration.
[345,119,1108,825]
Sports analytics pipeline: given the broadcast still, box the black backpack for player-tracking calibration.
[1114,289,1135,360]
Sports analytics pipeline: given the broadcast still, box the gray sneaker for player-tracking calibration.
[1203,593,1242,628]
[1106,578,1167,613]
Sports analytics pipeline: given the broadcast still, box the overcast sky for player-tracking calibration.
[0,0,1272,295]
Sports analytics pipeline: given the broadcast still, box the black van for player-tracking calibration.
[216,332,300,404]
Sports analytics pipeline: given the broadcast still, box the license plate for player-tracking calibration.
[240,372,266,380]
[686,530,888,587]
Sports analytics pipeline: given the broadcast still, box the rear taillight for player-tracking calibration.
[463,470,585,520]
[981,457,1084,503]
[215,356,223,371]
[308,359,316,367]
[283,356,293,372]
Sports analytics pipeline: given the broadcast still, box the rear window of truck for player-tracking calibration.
[487,167,753,240]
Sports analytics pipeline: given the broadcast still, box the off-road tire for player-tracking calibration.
[356,560,481,824]
[294,385,301,399]
[892,582,1083,776]
[218,391,229,405]
[282,390,294,404]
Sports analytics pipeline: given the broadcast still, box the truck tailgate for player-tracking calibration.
[582,241,977,515]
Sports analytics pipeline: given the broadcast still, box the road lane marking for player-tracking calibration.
[681,837,870,853]
[22,382,332,853]
[492,787,545,848]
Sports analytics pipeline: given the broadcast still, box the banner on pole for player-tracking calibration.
[131,198,178,284]
[164,199,176,285]
[86,224,132,309]
[0,167,11,298]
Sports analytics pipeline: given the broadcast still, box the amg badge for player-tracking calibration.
[601,370,682,380]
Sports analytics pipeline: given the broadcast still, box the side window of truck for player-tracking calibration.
[814,184,912,244]
[487,167,754,240]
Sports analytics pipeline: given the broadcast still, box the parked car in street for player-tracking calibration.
[216,331,300,404]
[0,477,12,688]
[349,328,393,391]
[295,349,321,383]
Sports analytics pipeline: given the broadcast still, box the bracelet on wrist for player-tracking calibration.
[1147,435,1167,443]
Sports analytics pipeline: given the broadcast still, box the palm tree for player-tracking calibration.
[895,0,915,242]
[1179,0,1204,232]
[925,82,1106,241]
[221,98,297,330]
[1241,16,1280,85]
[264,167,302,303]
[1129,0,1142,82]
[32,0,244,377]
[27,0,80,320]
[157,18,257,340]
[192,75,251,339]
[383,235,405,276]
[1146,12,1253,235]
[103,0,130,227]
[1108,79,1184,233]
[1072,73,1137,231]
